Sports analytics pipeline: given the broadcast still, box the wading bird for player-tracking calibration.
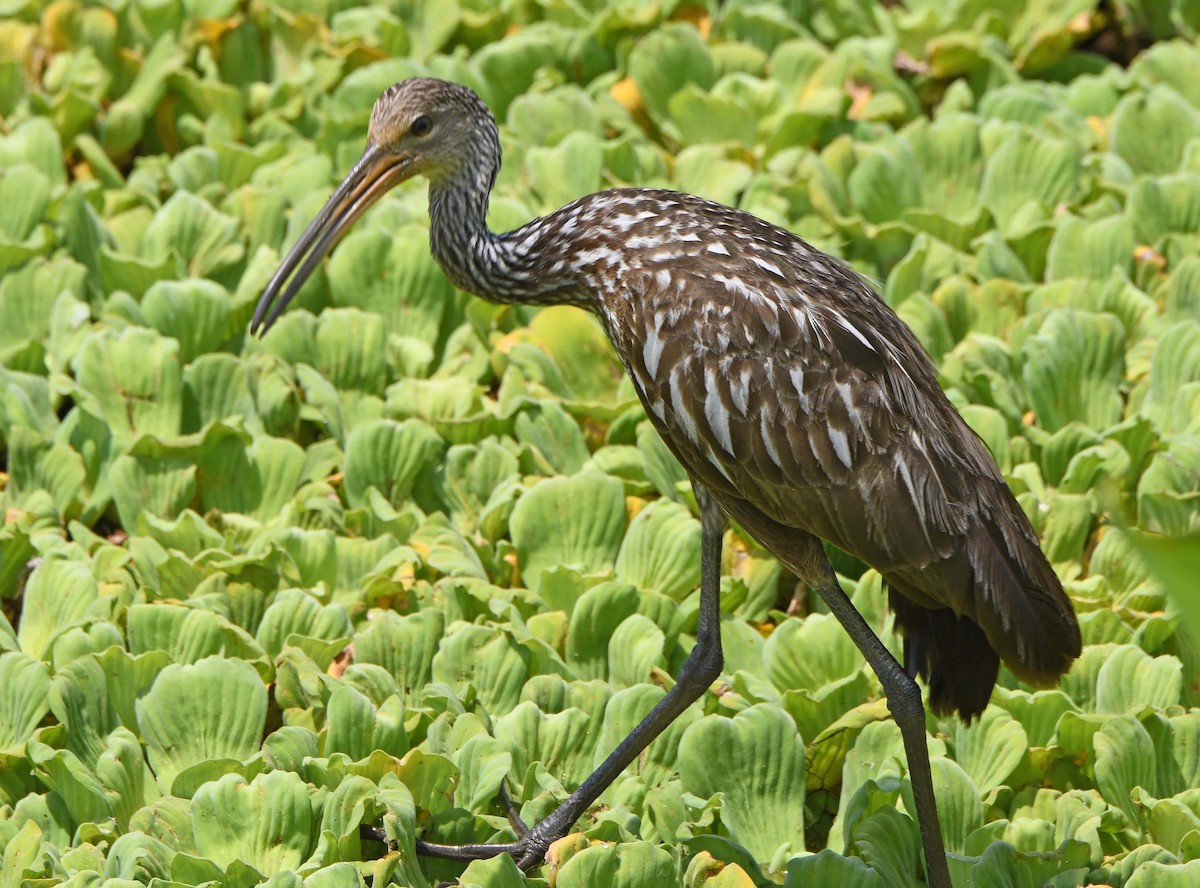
[252,78,1081,887]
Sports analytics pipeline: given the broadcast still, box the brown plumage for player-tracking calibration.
[252,77,1081,882]
[550,188,1079,718]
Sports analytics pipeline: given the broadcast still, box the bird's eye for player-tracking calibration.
[411,115,433,137]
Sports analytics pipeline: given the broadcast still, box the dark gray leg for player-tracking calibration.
[416,482,728,868]
[800,546,950,888]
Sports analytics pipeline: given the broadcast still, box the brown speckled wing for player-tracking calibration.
[596,208,1079,717]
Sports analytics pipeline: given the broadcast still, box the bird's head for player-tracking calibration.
[366,78,497,186]
[251,78,497,335]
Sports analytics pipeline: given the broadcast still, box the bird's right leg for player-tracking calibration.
[795,540,951,888]
[411,481,727,869]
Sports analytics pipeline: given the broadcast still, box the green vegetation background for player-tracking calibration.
[2,1,1200,886]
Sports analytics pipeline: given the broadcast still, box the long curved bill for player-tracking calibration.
[251,144,413,335]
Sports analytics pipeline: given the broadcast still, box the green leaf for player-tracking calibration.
[256,589,351,658]
[850,805,920,888]
[672,146,754,206]
[453,734,512,813]
[343,418,444,509]
[1112,85,1200,176]
[764,613,861,693]
[49,656,122,769]
[930,756,983,855]
[669,84,758,148]
[495,700,595,791]
[554,840,679,888]
[97,34,184,155]
[951,705,1028,794]
[513,401,590,475]
[526,307,625,405]
[93,728,156,831]
[1140,321,1200,436]
[141,279,232,364]
[0,367,55,443]
[1126,530,1200,658]
[431,624,530,716]
[992,687,1078,749]
[848,141,921,227]
[1137,439,1200,536]
[105,831,176,882]
[962,837,1093,887]
[355,610,445,708]
[565,582,640,681]
[510,471,627,593]
[980,125,1083,236]
[594,684,698,789]
[16,558,104,662]
[327,222,457,342]
[110,453,197,530]
[526,131,605,209]
[638,422,688,501]
[507,84,603,148]
[784,849,884,887]
[1021,309,1125,434]
[1128,174,1200,246]
[25,738,114,829]
[315,308,390,395]
[0,257,87,371]
[459,853,527,888]
[1095,715,1156,825]
[439,438,521,536]
[781,672,871,744]
[191,770,314,875]
[1095,646,1183,714]
[0,653,50,748]
[324,687,408,761]
[0,117,66,187]
[141,191,244,279]
[258,527,337,590]
[607,615,666,690]
[6,426,89,518]
[1045,214,1135,282]
[614,500,701,601]
[71,328,183,443]
[1126,860,1200,887]
[627,23,716,130]
[98,247,174,299]
[678,704,806,867]
[136,656,267,794]
[0,164,50,242]
[180,352,248,429]
[190,424,306,519]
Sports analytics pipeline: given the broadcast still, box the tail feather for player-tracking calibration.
[968,491,1081,686]
[891,596,998,719]
[889,479,1081,720]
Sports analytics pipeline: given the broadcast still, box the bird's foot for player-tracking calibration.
[359,783,576,872]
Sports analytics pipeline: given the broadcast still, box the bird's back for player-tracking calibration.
[549,187,1081,718]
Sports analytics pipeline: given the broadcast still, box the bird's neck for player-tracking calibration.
[428,167,578,307]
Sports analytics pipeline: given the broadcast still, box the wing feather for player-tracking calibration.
[605,229,1078,718]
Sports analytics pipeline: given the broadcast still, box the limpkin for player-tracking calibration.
[252,78,1081,886]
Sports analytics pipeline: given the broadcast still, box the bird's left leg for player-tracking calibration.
[409,481,727,869]
[793,539,951,888]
